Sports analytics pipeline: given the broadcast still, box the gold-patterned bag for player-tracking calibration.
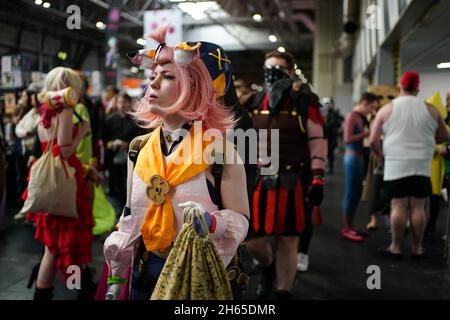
[150,207,233,300]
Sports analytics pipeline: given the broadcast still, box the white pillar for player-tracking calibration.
[313,0,343,98]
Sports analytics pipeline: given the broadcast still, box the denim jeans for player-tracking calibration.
[342,154,365,218]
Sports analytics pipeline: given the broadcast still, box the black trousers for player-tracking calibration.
[109,163,127,208]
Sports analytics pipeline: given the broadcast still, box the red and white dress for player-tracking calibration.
[22,105,94,271]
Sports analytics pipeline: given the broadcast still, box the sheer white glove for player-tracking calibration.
[178,201,213,236]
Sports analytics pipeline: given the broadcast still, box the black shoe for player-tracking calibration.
[255,262,275,299]
[27,263,40,289]
[411,253,424,260]
[378,248,403,260]
[274,290,292,300]
[424,225,435,238]
[411,250,425,260]
[76,266,97,300]
[33,287,54,300]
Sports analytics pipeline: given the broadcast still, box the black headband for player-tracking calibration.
[154,43,166,62]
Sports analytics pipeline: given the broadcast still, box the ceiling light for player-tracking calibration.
[35,0,43,5]
[277,46,286,53]
[437,62,450,69]
[43,2,50,8]
[178,1,228,20]
[57,51,67,61]
[136,38,147,46]
[268,35,277,43]
[253,14,262,22]
[96,21,106,29]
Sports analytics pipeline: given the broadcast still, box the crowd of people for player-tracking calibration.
[338,72,450,261]
[1,80,144,210]
[0,25,449,301]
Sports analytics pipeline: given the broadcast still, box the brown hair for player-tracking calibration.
[265,51,296,71]
[359,92,379,104]
[118,91,132,103]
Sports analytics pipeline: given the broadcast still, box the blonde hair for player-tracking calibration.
[38,67,82,103]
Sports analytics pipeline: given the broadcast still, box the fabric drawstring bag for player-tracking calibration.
[20,118,78,219]
[151,207,233,300]
[92,185,116,235]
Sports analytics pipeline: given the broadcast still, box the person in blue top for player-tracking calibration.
[341,92,379,242]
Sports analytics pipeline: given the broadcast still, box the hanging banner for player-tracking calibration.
[143,10,183,47]
[105,0,121,86]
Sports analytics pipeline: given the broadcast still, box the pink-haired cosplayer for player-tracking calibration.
[102,26,250,300]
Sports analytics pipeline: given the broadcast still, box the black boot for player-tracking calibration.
[256,261,275,299]
[27,263,40,289]
[274,290,292,300]
[33,287,54,300]
[76,266,97,300]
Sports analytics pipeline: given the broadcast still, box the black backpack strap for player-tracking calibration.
[128,132,153,167]
[211,154,224,210]
[73,110,84,123]
[123,132,153,217]
[211,143,250,299]
[128,137,142,166]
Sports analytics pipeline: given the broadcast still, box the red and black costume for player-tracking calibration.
[245,88,324,237]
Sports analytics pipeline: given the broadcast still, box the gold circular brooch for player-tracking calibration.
[146,175,170,206]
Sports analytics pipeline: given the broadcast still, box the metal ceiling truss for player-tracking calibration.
[10,0,316,53]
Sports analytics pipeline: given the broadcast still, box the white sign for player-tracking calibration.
[1,56,12,87]
[144,9,183,48]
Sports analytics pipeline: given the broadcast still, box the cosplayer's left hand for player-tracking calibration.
[178,201,214,236]
[86,165,103,186]
[308,170,325,207]
[308,184,324,207]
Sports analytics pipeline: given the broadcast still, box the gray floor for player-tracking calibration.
[1,159,450,300]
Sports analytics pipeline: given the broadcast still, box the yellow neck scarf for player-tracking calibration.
[136,124,213,252]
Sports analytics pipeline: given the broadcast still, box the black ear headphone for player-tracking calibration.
[154,43,166,63]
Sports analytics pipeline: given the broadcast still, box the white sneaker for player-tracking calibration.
[297,253,309,272]
[442,188,448,202]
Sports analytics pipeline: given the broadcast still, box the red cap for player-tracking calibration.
[400,71,420,92]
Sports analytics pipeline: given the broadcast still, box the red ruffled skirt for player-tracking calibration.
[23,143,94,270]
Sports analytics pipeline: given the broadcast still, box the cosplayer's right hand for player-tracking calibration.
[439,146,449,156]
[85,165,103,185]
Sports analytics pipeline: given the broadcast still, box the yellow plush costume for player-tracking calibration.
[428,93,447,196]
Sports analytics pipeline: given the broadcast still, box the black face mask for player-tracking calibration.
[264,66,291,91]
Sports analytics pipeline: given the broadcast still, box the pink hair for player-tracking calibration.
[132,25,236,132]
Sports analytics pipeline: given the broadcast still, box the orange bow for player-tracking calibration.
[135,124,214,252]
